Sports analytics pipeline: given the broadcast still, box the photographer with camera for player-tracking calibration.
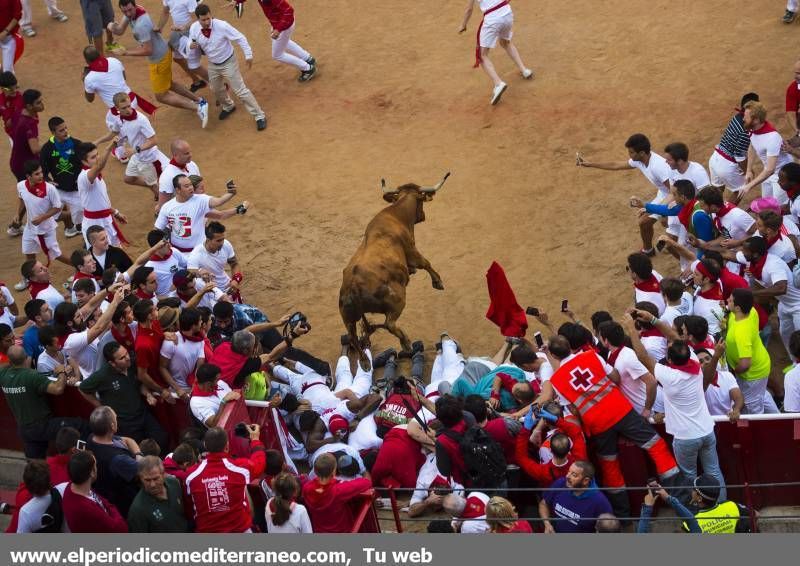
[185,424,266,533]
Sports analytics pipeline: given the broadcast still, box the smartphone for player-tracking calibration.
[655,240,667,253]
[76,440,86,451]
[525,306,539,317]
[561,299,569,313]
[534,331,544,348]
[226,179,235,190]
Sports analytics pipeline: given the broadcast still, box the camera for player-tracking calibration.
[534,331,544,348]
[161,227,171,242]
[288,311,310,332]
[525,306,540,317]
[561,299,569,313]
[234,422,250,438]
[226,179,236,191]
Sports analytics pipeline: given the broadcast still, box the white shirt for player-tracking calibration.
[160,333,205,389]
[77,169,112,213]
[145,250,188,296]
[189,380,231,426]
[661,304,682,328]
[692,290,724,337]
[629,152,672,200]
[410,454,464,505]
[187,239,235,289]
[17,181,61,235]
[479,0,512,20]
[154,194,212,251]
[36,350,64,375]
[611,347,651,414]
[0,285,15,328]
[189,19,253,65]
[669,161,711,189]
[172,278,225,310]
[108,112,161,163]
[704,370,739,416]
[749,125,793,173]
[31,284,65,313]
[753,231,797,264]
[654,359,715,440]
[265,499,313,533]
[163,0,197,28]
[63,330,100,379]
[737,252,800,310]
[641,333,667,363]
[634,270,665,315]
[716,207,755,242]
[83,57,129,108]
[158,160,200,196]
[784,365,800,412]
[17,493,65,532]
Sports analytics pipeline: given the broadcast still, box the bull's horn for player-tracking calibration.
[420,171,451,193]
[381,178,395,194]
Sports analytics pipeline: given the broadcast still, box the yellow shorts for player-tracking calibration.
[149,50,173,94]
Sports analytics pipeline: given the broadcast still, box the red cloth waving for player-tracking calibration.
[485,261,527,337]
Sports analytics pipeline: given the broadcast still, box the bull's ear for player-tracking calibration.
[383,192,399,203]
[420,192,434,201]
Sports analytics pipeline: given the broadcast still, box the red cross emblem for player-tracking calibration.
[569,367,594,392]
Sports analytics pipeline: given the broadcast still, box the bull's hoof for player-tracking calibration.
[432,280,445,290]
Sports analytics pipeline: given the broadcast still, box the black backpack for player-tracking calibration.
[444,426,507,489]
[34,488,64,533]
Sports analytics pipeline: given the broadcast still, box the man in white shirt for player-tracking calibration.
[740,101,795,205]
[76,141,129,247]
[144,229,187,297]
[664,142,711,243]
[622,314,726,502]
[188,4,266,130]
[153,0,208,90]
[159,307,205,396]
[691,259,724,337]
[189,363,239,427]
[157,138,200,205]
[598,321,656,418]
[696,347,744,422]
[15,161,71,267]
[187,220,241,297]
[754,209,797,266]
[20,259,65,312]
[154,174,236,252]
[784,331,800,412]
[578,134,672,255]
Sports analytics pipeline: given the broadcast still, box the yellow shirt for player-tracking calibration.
[725,309,770,381]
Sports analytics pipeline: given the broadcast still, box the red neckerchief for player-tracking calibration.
[607,346,623,366]
[751,121,777,135]
[87,56,109,73]
[676,198,696,229]
[639,327,664,339]
[111,324,135,351]
[634,275,660,293]
[697,283,724,301]
[176,289,194,303]
[130,5,147,20]
[168,158,188,171]
[749,254,768,281]
[118,107,138,122]
[28,280,50,299]
[73,271,100,281]
[201,28,212,38]
[191,382,219,397]
[462,495,487,519]
[81,165,101,181]
[666,359,702,375]
[689,336,715,351]
[135,288,154,301]
[24,179,47,199]
[714,202,737,231]
[150,249,172,261]
[180,331,205,343]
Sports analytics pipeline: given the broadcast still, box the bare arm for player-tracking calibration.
[154,6,170,32]
[45,367,68,395]
[458,0,475,32]
[577,158,634,171]
[742,155,779,194]
[786,111,798,136]
[752,280,788,299]
[208,191,235,209]
[538,499,555,534]
[620,315,657,375]
[88,141,116,183]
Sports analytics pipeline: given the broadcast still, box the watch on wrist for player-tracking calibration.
[135,145,141,154]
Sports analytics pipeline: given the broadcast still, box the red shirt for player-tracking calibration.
[255,0,294,31]
[514,417,587,485]
[185,445,266,533]
[302,476,372,533]
[494,520,533,533]
[787,80,800,113]
[62,484,128,533]
[9,112,39,176]
[0,0,21,35]
[135,320,165,387]
[483,417,517,465]
[370,427,425,489]
[46,453,71,486]
[0,91,23,136]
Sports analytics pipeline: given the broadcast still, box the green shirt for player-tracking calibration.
[79,363,145,420]
[0,366,54,427]
[127,475,188,533]
[725,309,771,381]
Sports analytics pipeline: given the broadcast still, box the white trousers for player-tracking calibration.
[0,35,15,73]
[789,0,799,12]
[334,350,372,398]
[708,151,746,192]
[21,0,64,27]
[57,189,83,225]
[429,338,465,387]
[272,23,311,71]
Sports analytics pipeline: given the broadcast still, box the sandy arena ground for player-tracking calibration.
[1,1,797,386]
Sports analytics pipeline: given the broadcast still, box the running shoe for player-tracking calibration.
[197,98,209,128]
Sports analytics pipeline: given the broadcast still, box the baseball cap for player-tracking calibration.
[693,473,721,502]
[172,269,194,289]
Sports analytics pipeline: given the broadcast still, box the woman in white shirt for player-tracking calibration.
[265,473,312,534]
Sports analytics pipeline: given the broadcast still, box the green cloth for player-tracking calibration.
[0,366,53,427]
[127,475,189,533]
[451,365,526,411]
[79,363,145,420]
[242,371,268,401]
[725,309,770,381]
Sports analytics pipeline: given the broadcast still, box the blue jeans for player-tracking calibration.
[672,431,726,502]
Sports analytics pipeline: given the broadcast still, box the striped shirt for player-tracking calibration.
[715,112,751,162]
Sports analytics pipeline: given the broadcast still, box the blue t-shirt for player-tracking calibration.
[22,325,44,364]
[543,477,614,533]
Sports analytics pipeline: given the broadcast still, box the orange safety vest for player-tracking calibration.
[549,350,632,436]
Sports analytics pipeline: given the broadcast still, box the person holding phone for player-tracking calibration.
[637,481,700,533]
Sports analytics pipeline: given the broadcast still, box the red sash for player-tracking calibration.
[36,235,51,266]
[473,1,509,68]
[83,209,130,246]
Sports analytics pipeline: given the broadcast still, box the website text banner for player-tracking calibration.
[0,534,793,566]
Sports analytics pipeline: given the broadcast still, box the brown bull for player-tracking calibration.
[339,173,450,368]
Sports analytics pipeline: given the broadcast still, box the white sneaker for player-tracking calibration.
[64,226,81,238]
[197,98,209,128]
[6,224,21,237]
[491,82,507,105]
[522,68,534,79]
[13,279,28,291]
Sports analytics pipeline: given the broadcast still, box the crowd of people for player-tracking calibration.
[0,0,797,536]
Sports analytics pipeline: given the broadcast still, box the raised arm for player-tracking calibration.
[620,314,657,375]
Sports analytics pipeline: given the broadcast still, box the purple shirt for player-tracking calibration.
[542,477,614,533]
[10,113,38,178]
